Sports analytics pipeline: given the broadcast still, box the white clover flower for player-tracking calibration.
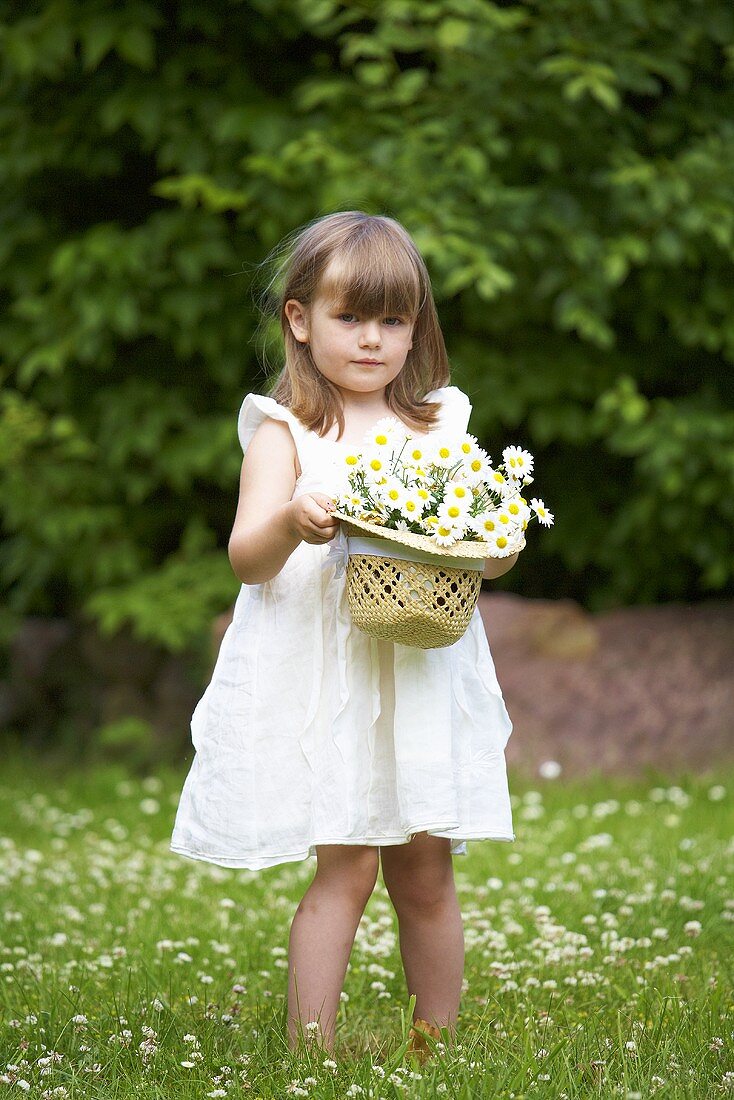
[539,761,562,779]
[530,497,554,526]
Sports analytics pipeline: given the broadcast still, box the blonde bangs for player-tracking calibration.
[317,230,423,320]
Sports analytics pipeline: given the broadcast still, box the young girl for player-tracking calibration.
[170,211,519,1059]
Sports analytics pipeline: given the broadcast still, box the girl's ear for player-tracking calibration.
[284,299,309,344]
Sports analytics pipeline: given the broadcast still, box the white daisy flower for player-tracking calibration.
[375,476,407,511]
[486,465,511,495]
[362,449,390,485]
[464,511,487,536]
[427,436,458,469]
[462,449,491,486]
[364,417,406,450]
[530,497,554,526]
[437,500,468,527]
[442,480,472,513]
[432,521,461,548]
[504,496,532,525]
[402,437,430,468]
[457,433,479,458]
[342,451,361,471]
[472,510,503,538]
[336,490,364,515]
[399,492,426,521]
[503,445,534,482]
[484,528,516,556]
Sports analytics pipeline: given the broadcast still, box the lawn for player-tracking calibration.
[0,738,732,1098]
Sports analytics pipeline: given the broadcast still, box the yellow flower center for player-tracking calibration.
[417,488,429,499]
[388,489,399,500]
[375,433,388,445]
[411,449,422,460]
[405,500,416,512]
[497,535,508,548]
[448,505,460,518]
[370,458,382,471]
[500,514,509,524]
[438,525,451,536]
[483,519,495,531]
[471,459,482,471]
[509,502,519,514]
[439,447,450,459]
[453,486,467,498]
[461,442,471,453]
[346,455,358,465]
[493,472,504,483]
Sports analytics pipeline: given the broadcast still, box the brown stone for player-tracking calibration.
[479,593,734,778]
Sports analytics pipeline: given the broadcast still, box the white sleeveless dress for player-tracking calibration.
[170,385,515,870]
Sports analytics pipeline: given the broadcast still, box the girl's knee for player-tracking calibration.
[381,842,456,914]
[390,872,456,915]
[315,844,379,910]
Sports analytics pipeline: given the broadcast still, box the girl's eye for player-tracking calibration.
[338,313,404,325]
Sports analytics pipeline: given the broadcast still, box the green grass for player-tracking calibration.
[0,737,732,1098]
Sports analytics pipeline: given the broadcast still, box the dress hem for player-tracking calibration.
[170,828,516,871]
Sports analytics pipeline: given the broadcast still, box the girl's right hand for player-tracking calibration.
[287,493,340,545]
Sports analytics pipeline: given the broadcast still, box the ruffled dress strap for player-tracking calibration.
[423,385,473,435]
[237,392,312,471]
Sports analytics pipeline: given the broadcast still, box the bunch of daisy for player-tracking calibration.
[331,417,553,556]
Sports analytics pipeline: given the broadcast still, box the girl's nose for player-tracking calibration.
[359,320,382,347]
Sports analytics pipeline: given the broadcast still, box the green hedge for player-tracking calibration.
[1,0,733,654]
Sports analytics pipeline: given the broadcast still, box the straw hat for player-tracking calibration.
[330,510,525,649]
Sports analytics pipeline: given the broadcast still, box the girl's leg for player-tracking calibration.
[287,843,379,1053]
[379,832,464,1036]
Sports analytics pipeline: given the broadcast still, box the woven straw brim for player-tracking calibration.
[332,509,500,559]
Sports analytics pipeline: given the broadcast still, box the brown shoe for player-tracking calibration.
[406,1017,442,1066]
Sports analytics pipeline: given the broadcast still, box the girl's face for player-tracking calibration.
[285,287,415,401]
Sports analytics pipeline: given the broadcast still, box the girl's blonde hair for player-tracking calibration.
[257,211,450,439]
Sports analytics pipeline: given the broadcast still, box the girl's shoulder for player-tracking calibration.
[237,392,307,458]
[422,385,473,434]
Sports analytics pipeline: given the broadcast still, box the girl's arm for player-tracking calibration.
[482,552,519,581]
[228,419,337,585]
